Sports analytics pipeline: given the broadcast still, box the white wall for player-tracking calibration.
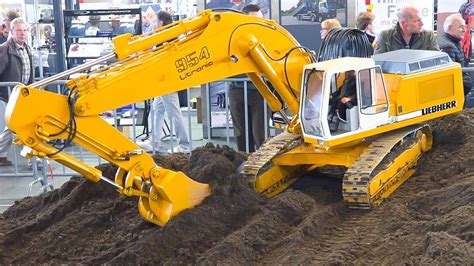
[355,0,435,33]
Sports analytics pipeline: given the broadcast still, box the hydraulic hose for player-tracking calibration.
[317,28,373,62]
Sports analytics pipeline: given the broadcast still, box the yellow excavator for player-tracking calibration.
[5,10,464,226]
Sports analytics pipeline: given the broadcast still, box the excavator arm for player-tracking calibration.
[5,10,313,226]
[71,10,312,118]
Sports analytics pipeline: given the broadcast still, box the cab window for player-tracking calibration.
[359,67,388,114]
[302,69,324,137]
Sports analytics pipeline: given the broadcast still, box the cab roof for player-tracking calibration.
[305,57,376,73]
[372,49,453,75]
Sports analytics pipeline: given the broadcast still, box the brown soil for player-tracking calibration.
[1,110,473,264]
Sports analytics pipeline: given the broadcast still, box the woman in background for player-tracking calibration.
[320,18,341,39]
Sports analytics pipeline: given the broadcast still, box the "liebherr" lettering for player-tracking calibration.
[421,100,457,115]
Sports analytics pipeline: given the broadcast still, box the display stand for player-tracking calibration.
[63,8,142,69]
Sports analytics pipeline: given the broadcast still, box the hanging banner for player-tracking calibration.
[356,0,434,34]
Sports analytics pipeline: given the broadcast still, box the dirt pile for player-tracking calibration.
[1,110,474,264]
[0,144,266,264]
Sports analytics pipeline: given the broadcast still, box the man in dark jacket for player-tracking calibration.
[0,10,20,44]
[0,17,34,166]
[375,6,439,54]
[228,4,267,152]
[356,11,376,48]
[438,13,472,96]
[0,24,7,44]
[459,0,474,67]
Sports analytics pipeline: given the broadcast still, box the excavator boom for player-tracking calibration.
[5,10,313,226]
[70,10,313,117]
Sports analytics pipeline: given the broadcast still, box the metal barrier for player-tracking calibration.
[462,67,474,73]
[204,78,271,152]
[0,78,270,195]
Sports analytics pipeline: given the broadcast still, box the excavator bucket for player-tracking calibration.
[138,170,210,226]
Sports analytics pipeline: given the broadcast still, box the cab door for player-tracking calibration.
[357,67,390,129]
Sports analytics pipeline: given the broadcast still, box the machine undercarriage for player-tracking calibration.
[242,125,433,209]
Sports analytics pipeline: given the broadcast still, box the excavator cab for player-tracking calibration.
[300,57,390,145]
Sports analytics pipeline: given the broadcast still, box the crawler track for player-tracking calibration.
[343,125,432,208]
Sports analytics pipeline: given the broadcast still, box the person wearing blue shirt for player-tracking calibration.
[110,16,123,36]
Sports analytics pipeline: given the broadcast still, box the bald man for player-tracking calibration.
[375,6,439,54]
[439,13,472,96]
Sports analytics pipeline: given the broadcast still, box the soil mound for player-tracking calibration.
[1,110,474,264]
[0,144,264,264]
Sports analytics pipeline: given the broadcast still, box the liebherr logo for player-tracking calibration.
[175,46,212,80]
[421,101,457,115]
